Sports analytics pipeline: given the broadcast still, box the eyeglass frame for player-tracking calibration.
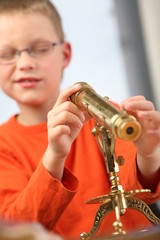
[0,40,63,65]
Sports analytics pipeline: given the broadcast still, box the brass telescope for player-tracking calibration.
[70,82,141,141]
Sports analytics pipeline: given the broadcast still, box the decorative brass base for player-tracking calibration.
[80,125,160,240]
[80,193,160,239]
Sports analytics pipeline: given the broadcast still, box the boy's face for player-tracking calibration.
[0,12,71,107]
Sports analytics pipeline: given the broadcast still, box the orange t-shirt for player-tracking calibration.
[0,116,159,239]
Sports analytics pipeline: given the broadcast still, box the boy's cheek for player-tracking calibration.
[0,65,14,80]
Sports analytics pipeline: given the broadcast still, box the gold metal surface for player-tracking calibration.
[70,82,141,141]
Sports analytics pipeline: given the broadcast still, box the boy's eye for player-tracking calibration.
[32,43,52,55]
[0,49,17,59]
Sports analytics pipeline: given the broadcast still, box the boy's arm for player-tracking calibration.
[0,150,78,230]
[43,84,86,181]
[117,139,160,204]
[0,84,85,229]
[137,147,160,193]
[120,96,160,192]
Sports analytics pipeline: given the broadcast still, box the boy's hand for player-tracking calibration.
[120,95,160,157]
[120,95,160,189]
[43,84,86,180]
[47,83,85,157]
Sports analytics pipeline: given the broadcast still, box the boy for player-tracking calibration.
[0,0,159,239]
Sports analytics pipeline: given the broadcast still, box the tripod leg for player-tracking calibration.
[126,197,160,224]
[80,200,113,239]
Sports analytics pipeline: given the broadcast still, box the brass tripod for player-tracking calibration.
[80,124,160,240]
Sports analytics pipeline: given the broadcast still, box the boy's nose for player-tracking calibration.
[16,51,36,70]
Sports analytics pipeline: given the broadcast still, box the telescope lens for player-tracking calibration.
[126,127,134,135]
[114,115,141,141]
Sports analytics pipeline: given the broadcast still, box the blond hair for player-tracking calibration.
[0,0,64,41]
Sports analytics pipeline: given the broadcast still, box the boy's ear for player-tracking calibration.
[62,42,72,68]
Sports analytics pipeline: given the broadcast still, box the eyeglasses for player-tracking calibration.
[0,41,63,65]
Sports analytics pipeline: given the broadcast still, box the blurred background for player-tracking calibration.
[0,0,160,124]
[0,0,159,216]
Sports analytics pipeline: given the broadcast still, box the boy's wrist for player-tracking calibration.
[137,146,160,174]
[43,146,66,181]
[137,149,160,192]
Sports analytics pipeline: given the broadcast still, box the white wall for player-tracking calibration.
[0,0,130,124]
[138,0,160,111]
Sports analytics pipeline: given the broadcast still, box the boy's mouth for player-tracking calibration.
[16,77,41,88]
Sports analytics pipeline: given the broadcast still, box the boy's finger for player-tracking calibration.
[120,95,146,107]
[122,100,154,111]
[55,83,81,106]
